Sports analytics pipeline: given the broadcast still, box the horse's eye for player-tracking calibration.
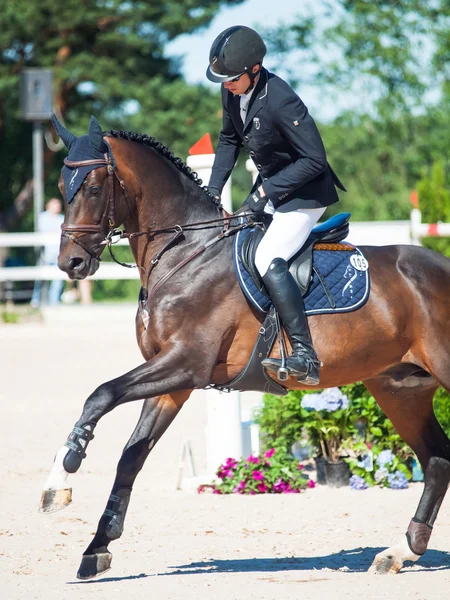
[89,186,100,196]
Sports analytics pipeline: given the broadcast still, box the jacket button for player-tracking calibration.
[257,164,262,170]
[249,151,255,157]
[244,136,249,142]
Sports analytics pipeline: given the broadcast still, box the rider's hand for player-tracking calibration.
[245,188,268,213]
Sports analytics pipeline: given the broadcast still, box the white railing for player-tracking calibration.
[410,207,450,245]
[0,232,136,282]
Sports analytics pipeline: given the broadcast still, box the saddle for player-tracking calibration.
[240,212,351,296]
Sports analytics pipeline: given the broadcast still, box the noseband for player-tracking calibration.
[61,154,126,259]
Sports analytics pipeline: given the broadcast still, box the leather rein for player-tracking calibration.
[61,154,255,296]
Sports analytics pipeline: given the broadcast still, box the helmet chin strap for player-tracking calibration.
[243,65,261,94]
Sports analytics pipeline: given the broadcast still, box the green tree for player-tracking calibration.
[417,161,450,258]
[0,0,243,225]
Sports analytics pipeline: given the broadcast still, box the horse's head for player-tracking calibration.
[54,115,120,279]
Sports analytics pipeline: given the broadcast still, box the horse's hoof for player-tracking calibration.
[39,488,72,513]
[369,554,402,575]
[77,552,112,580]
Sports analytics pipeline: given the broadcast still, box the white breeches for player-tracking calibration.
[255,207,327,277]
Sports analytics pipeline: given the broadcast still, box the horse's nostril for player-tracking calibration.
[68,257,84,270]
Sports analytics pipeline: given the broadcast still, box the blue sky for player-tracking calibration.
[166,0,351,121]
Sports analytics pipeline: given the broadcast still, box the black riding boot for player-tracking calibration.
[261,258,321,385]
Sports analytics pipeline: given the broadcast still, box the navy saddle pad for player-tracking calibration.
[233,220,370,315]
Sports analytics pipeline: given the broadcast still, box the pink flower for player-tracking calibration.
[233,480,246,493]
[247,455,259,464]
[197,485,206,494]
[217,468,232,479]
[273,478,287,493]
[224,458,238,469]
[298,463,304,470]
[367,443,373,450]
[213,488,223,494]
[257,483,268,493]
[252,470,264,481]
[308,479,316,489]
[264,448,276,458]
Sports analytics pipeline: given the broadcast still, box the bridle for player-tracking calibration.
[60,153,126,260]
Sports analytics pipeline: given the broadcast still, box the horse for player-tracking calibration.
[40,115,450,580]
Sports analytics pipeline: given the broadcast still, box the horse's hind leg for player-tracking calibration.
[363,375,450,574]
[73,390,191,580]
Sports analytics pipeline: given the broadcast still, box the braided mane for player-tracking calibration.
[106,130,221,208]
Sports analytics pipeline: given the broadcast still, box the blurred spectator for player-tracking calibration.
[61,279,92,305]
[30,198,64,307]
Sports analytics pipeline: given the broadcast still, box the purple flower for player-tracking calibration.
[264,448,276,458]
[377,450,394,468]
[217,468,233,479]
[388,471,408,489]
[301,388,349,412]
[273,478,288,493]
[252,470,264,481]
[374,467,389,483]
[349,475,368,490]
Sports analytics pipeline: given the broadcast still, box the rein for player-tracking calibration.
[62,154,258,297]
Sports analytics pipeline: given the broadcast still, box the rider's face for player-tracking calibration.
[223,65,260,95]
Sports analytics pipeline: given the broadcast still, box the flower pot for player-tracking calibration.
[314,456,327,485]
[324,459,350,488]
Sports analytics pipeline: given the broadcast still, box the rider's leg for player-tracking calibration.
[255,207,325,384]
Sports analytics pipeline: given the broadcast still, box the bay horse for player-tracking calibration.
[41,116,450,580]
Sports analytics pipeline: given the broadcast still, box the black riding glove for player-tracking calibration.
[245,189,268,213]
[206,186,221,202]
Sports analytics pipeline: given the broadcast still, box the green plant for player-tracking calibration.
[434,387,450,436]
[2,311,20,324]
[198,447,313,495]
[344,443,411,490]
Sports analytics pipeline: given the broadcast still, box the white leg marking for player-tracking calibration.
[43,446,71,491]
[369,535,421,574]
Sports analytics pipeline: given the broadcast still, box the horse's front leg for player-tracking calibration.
[40,345,210,513]
[75,390,191,580]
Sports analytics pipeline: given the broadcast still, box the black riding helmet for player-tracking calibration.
[206,25,267,84]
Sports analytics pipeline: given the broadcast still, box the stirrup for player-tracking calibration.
[277,367,289,381]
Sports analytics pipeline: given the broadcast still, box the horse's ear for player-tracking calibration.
[52,114,77,150]
[88,115,107,153]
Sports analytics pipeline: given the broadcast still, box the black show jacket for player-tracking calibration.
[209,68,346,211]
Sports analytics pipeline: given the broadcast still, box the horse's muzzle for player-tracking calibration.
[58,255,100,280]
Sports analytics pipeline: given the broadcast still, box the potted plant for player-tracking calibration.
[301,388,353,487]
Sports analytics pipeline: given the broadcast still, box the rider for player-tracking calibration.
[206,25,346,385]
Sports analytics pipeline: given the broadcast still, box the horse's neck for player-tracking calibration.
[122,155,220,269]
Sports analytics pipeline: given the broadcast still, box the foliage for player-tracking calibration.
[345,444,410,490]
[417,161,450,258]
[198,447,313,495]
[1,310,20,324]
[254,383,450,490]
[300,388,352,462]
[0,0,243,214]
[434,387,450,437]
